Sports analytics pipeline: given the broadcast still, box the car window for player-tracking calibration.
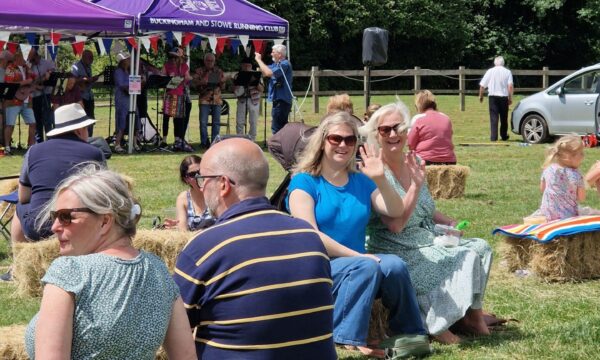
[563,71,600,94]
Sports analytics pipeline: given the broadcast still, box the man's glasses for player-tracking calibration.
[186,170,200,178]
[194,174,237,189]
[50,208,95,226]
[325,134,358,147]
[377,123,407,137]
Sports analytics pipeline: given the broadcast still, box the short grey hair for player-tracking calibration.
[359,100,411,148]
[37,163,142,237]
[494,56,505,66]
[211,143,269,195]
[272,44,287,58]
[204,52,216,60]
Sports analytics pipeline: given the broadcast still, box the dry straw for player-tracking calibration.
[0,325,27,360]
[425,165,470,199]
[13,229,193,298]
[503,232,600,282]
[368,299,390,342]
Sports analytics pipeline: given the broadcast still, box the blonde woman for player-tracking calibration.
[362,101,493,344]
[287,111,428,358]
[25,165,196,359]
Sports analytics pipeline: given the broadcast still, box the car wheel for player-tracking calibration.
[521,114,548,144]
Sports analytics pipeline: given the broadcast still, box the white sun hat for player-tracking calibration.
[46,103,96,137]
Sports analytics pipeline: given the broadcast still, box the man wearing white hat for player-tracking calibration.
[10,104,105,249]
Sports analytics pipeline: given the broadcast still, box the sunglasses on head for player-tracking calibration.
[325,134,358,147]
[50,208,95,226]
[186,170,200,178]
[377,123,406,137]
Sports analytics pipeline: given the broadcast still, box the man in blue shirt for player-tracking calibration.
[174,138,336,360]
[255,44,293,134]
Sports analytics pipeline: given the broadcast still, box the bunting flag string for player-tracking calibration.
[126,37,138,49]
[102,38,114,55]
[25,33,37,46]
[230,39,241,56]
[50,32,61,46]
[190,35,202,49]
[149,36,159,54]
[274,39,285,46]
[72,42,85,56]
[0,41,5,51]
[19,44,32,60]
[252,40,265,55]
[165,31,174,47]
[140,36,151,53]
[238,35,249,48]
[208,36,217,53]
[7,43,18,54]
[200,39,208,51]
[96,38,106,56]
[215,37,227,56]
[172,31,182,46]
[182,32,195,47]
[46,44,58,61]
[245,44,252,57]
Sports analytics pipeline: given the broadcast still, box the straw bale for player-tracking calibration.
[425,165,470,199]
[504,231,600,282]
[0,325,27,360]
[368,299,390,343]
[12,229,193,298]
[501,236,531,272]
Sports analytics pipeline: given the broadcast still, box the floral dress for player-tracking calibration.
[540,163,583,221]
[367,169,493,335]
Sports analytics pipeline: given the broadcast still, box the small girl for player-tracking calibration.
[540,135,585,221]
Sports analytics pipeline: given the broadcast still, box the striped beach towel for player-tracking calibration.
[492,215,600,243]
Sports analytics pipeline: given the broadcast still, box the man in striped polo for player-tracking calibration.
[174,137,336,359]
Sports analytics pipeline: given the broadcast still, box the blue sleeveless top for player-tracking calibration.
[186,191,216,231]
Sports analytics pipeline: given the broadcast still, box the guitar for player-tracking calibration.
[15,71,51,101]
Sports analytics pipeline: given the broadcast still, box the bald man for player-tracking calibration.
[174,138,336,360]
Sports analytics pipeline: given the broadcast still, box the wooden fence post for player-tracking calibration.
[312,66,319,113]
[542,66,549,89]
[414,66,421,93]
[459,66,465,111]
[364,66,370,110]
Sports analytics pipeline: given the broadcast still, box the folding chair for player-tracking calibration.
[0,191,18,242]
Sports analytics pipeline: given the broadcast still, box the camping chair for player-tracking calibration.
[208,99,230,136]
[0,191,18,242]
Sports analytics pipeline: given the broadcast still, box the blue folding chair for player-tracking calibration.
[0,191,18,242]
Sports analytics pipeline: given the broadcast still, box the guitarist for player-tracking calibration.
[71,49,99,137]
[28,48,56,143]
[4,50,36,154]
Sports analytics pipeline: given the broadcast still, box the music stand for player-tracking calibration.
[145,75,172,153]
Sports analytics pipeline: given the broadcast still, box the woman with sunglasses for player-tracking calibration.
[165,155,216,231]
[362,101,493,344]
[408,90,456,165]
[25,165,196,359]
[287,111,428,358]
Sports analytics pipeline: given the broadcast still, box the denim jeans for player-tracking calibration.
[271,100,291,134]
[330,255,426,346]
[32,94,54,143]
[200,104,221,147]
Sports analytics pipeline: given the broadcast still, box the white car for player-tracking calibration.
[511,63,600,143]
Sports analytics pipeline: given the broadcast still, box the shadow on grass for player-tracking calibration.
[456,324,529,349]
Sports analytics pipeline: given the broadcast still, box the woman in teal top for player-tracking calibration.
[361,102,493,345]
[25,165,196,359]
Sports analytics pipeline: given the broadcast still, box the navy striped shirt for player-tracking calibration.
[174,197,336,360]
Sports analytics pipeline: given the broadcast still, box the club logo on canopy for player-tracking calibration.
[170,0,225,16]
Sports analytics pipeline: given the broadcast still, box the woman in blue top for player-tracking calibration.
[25,165,196,359]
[166,155,216,232]
[287,112,427,358]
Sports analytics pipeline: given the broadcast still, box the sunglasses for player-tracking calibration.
[50,208,95,226]
[326,134,358,147]
[194,174,237,189]
[186,170,200,178]
[377,123,407,137]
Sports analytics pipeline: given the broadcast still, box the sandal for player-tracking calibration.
[114,145,126,154]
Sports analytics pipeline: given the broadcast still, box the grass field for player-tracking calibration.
[2,94,600,359]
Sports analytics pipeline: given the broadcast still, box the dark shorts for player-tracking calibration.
[16,203,52,241]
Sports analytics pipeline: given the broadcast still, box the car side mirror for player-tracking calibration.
[555,87,563,96]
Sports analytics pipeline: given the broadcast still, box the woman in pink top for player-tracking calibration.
[408,90,457,165]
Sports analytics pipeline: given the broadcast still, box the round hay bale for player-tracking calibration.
[367,299,390,343]
[12,229,193,298]
[0,325,28,360]
[501,236,531,272]
[425,165,470,199]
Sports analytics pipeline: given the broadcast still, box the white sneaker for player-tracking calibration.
[5,146,12,155]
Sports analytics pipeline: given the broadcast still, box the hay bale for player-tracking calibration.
[13,229,193,298]
[503,231,600,282]
[0,325,28,360]
[425,165,470,199]
[502,236,531,272]
[368,299,390,343]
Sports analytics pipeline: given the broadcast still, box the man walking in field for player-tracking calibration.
[479,56,513,141]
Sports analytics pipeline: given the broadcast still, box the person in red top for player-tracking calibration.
[408,90,456,165]
[4,51,36,153]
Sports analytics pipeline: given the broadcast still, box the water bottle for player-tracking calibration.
[433,224,462,237]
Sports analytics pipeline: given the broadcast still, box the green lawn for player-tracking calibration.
[2,94,600,359]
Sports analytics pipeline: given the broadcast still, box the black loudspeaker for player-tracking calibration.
[362,27,389,66]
